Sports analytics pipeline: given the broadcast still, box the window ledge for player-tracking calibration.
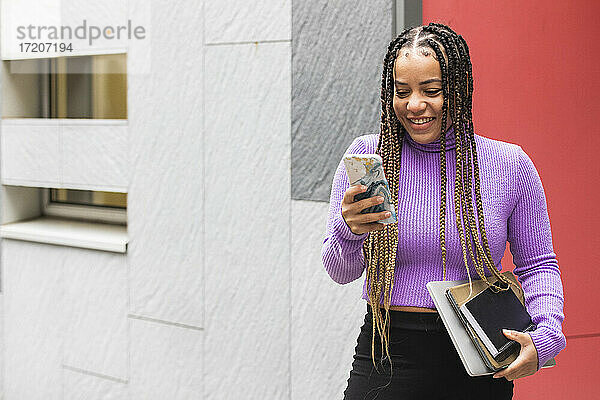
[1,118,127,126]
[0,216,127,253]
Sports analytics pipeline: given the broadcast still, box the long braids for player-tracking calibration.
[363,29,411,369]
[363,23,518,371]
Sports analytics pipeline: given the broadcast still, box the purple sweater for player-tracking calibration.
[321,128,566,370]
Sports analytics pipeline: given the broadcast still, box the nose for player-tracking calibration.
[406,94,427,113]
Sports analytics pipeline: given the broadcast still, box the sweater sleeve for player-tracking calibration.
[321,136,371,284]
[508,147,566,371]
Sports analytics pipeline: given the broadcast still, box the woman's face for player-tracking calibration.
[392,47,452,144]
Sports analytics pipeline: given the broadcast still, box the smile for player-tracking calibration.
[408,117,435,125]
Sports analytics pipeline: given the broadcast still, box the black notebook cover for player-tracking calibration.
[460,285,535,361]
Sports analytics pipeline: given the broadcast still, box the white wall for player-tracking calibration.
[1,0,127,59]
[0,0,367,398]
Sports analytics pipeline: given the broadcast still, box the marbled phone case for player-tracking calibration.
[343,154,397,224]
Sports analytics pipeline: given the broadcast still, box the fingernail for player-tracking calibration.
[502,329,510,335]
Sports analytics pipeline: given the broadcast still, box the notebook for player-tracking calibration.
[457,285,536,361]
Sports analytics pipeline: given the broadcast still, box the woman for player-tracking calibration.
[321,23,566,399]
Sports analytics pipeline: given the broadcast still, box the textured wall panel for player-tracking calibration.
[63,249,128,380]
[63,369,128,400]
[292,0,391,201]
[60,0,128,55]
[2,0,126,58]
[1,123,60,185]
[204,42,291,399]
[62,124,128,190]
[290,199,367,399]
[3,240,64,400]
[205,0,291,43]
[128,0,204,327]
[1,0,61,59]
[130,318,203,400]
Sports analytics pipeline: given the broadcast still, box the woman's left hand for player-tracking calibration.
[492,329,539,381]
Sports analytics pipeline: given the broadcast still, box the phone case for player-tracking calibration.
[343,154,397,225]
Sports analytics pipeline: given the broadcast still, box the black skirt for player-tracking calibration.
[343,304,514,400]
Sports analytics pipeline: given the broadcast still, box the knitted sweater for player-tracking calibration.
[321,127,566,370]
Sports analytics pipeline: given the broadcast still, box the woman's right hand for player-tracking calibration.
[341,185,392,235]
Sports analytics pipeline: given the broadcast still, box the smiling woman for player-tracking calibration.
[321,22,566,399]
[393,51,452,144]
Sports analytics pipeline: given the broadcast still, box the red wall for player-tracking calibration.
[422,1,600,398]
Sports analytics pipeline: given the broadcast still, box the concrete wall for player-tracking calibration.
[0,0,392,398]
[292,0,391,201]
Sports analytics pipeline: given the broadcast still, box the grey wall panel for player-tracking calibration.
[403,0,423,30]
[394,0,423,36]
[292,0,392,201]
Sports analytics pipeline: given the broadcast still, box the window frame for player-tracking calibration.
[42,188,127,225]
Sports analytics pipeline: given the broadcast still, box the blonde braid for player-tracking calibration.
[363,31,409,371]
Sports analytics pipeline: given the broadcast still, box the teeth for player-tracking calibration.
[410,117,435,124]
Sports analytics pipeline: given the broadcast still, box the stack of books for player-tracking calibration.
[426,271,556,375]
[445,271,535,371]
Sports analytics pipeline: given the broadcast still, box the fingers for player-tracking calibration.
[493,330,538,381]
[343,185,384,209]
[492,331,519,380]
[347,191,386,216]
[342,185,393,234]
[343,208,391,233]
[502,329,528,345]
[356,209,391,224]
[341,210,390,235]
[493,356,525,381]
[353,197,386,215]
[343,186,384,212]
[493,355,535,381]
[342,184,367,205]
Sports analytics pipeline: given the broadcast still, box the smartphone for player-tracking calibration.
[343,154,397,224]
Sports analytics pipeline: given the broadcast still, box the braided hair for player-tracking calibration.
[364,22,519,370]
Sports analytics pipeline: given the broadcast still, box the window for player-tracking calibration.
[0,54,128,251]
[2,53,127,119]
[43,188,127,225]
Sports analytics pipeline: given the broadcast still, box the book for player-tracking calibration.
[458,285,536,361]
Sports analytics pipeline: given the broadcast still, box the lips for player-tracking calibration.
[407,117,436,131]
[409,117,435,124]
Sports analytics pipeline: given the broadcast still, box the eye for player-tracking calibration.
[395,91,409,98]
[425,89,442,96]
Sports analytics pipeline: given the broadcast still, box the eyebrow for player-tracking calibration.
[394,79,442,85]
